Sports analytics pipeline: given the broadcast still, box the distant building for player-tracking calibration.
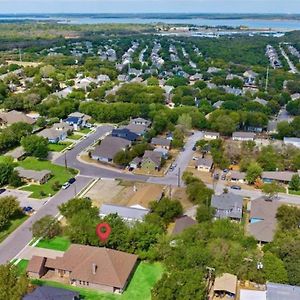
[15,167,51,185]
[283,137,300,148]
[232,132,255,141]
[151,137,171,150]
[0,110,35,127]
[111,128,139,142]
[65,112,91,131]
[130,118,151,128]
[37,128,67,144]
[266,282,300,300]
[203,131,220,140]
[196,157,213,172]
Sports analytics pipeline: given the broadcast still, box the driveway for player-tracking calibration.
[18,246,64,260]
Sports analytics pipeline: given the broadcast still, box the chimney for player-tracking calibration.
[92,263,97,275]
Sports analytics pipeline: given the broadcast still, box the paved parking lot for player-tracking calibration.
[1,189,47,210]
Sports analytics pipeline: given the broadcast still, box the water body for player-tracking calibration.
[0,16,300,31]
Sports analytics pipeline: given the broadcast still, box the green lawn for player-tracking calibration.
[16,259,29,275]
[19,157,77,199]
[68,134,82,140]
[31,262,163,300]
[36,236,71,251]
[0,214,29,243]
[80,128,92,134]
[289,189,300,195]
[48,142,73,152]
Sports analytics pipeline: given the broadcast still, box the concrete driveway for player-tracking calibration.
[18,246,64,260]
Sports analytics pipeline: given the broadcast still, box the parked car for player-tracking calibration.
[62,182,71,190]
[23,206,34,214]
[230,185,241,190]
[192,145,197,151]
[169,163,177,171]
[68,178,76,184]
[0,188,6,194]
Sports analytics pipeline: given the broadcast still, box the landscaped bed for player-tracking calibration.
[31,262,163,300]
[48,142,73,152]
[35,236,71,251]
[19,157,77,199]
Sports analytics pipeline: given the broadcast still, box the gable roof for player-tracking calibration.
[26,256,46,275]
[172,216,197,235]
[23,286,79,300]
[100,203,150,221]
[92,136,131,160]
[0,110,35,125]
[142,150,162,167]
[151,137,171,147]
[232,132,256,139]
[46,245,138,289]
[214,273,237,295]
[37,128,63,140]
[211,193,243,220]
[196,157,213,168]
[15,167,51,182]
[112,128,139,142]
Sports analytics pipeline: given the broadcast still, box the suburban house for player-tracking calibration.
[100,203,150,222]
[23,286,80,300]
[248,197,281,243]
[5,146,26,161]
[91,136,131,163]
[211,193,243,221]
[232,132,256,141]
[52,122,74,134]
[129,157,142,170]
[172,216,197,235]
[243,70,258,85]
[196,157,213,172]
[121,124,148,136]
[15,167,51,185]
[130,117,151,128]
[203,131,220,140]
[37,128,68,144]
[240,289,266,300]
[283,137,300,148]
[26,245,138,293]
[111,128,139,142]
[266,282,300,300]
[213,273,237,299]
[141,150,162,171]
[229,171,246,183]
[212,100,224,109]
[151,137,171,150]
[0,110,35,127]
[261,171,297,184]
[65,112,91,131]
[153,147,169,159]
[53,86,73,98]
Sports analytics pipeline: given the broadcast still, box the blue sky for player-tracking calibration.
[0,0,299,14]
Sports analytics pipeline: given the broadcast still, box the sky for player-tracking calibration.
[0,0,300,14]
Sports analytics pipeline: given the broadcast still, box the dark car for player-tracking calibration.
[192,146,197,151]
[68,178,76,184]
[23,206,33,213]
[230,185,241,190]
[0,188,6,194]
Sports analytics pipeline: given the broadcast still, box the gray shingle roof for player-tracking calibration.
[100,203,149,221]
[23,286,79,300]
[196,157,213,168]
[211,193,243,220]
[151,137,171,147]
[267,282,300,300]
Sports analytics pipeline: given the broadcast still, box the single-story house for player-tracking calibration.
[65,112,91,131]
[23,286,80,300]
[129,157,142,169]
[52,122,74,134]
[37,128,67,144]
[100,203,150,222]
[211,193,243,221]
[130,117,151,128]
[229,171,246,183]
[15,167,51,185]
[111,128,139,142]
[283,137,300,149]
[261,171,297,184]
[172,216,197,235]
[248,197,281,243]
[213,273,237,299]
[203,131,220,140]
[232,132,256,141]
[141,150,162,171]
[151,137,171,150]
[5,146,26,161]
[196,157,213,172]
[121,124,148,136]
[266,282,300,300]
[0,110,35,127]
[53,87,73,98]
[26,245,138,293]
[91,136,131,163]
[153,147,169,159]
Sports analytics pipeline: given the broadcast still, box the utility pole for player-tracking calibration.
[64,152,68,169]
[265,66,269,92]
[177,168,181,187]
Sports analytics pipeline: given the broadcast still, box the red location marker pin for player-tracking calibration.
[96,223,111,242]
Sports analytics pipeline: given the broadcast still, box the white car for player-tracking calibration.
[62,182,70,190]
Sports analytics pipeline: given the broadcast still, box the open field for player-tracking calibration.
[31,262,163,300]
[19,157,77,199]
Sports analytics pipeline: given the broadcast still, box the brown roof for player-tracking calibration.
[142,150,162,167]
[0,110,35,125]
[172,216,197,235]
[262,171,297,182]
[48,245,138,289]
[27,256,46,274]
[214,273,237,295]
[248,197,281,242]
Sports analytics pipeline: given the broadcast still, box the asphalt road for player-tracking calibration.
[0,175,93,264]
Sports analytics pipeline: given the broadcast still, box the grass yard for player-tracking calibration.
[36,236,71,251]
[68,134,82,140]
[31,262,163,300]
[16,259,29,275]
[48,142,73,152]
[19,157,77,199]
[80,128,92,134]
[0,214,29,243]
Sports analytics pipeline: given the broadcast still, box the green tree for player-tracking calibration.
[196,204,214,223]
[31,215,61,239]
[246,162,262,184]
[276,205,300,231]
[8,170,22,188]
[263,252,288,283]
[21,135,49,159]
[262,182,281,199]
[0,196,20,230]
[0,264,28,300]
[0,161,14,187]
[177,113,192,131]
[289,174,300,191]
